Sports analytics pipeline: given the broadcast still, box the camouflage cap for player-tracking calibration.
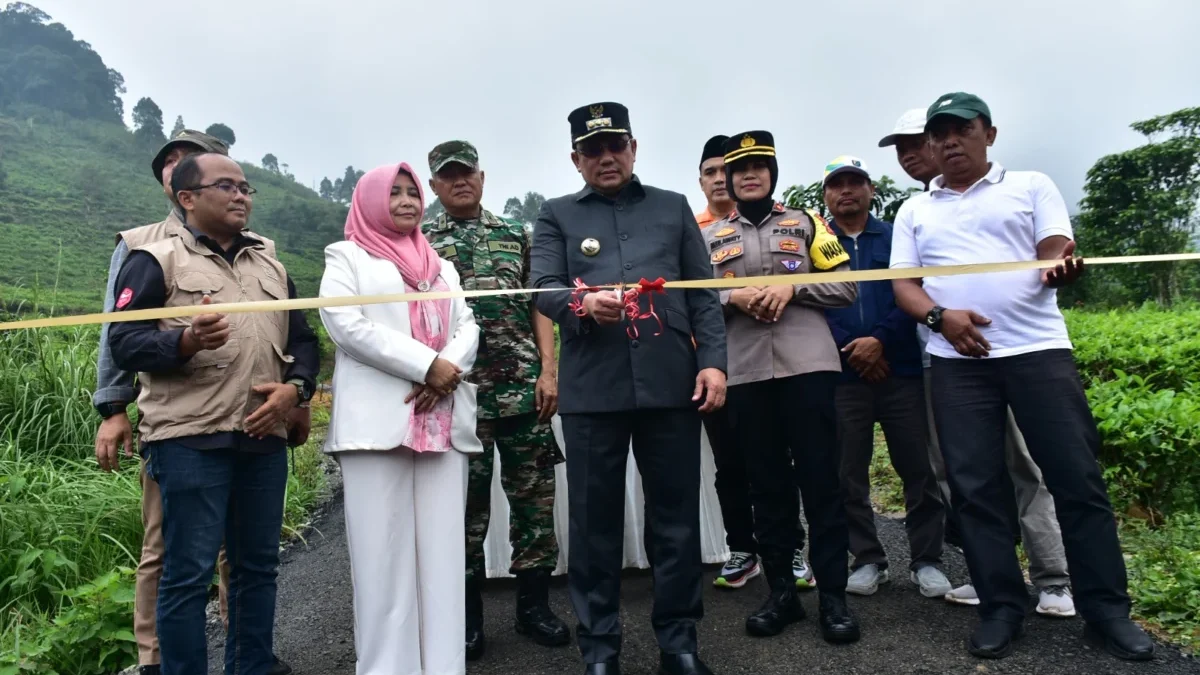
[151,129,230,184]
[428,140,480,174]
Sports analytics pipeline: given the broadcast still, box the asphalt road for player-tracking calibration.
[207,489,1199,675]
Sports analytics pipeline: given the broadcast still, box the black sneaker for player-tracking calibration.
[714,551,761,589]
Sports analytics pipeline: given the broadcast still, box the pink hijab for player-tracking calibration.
[344,162,453,453]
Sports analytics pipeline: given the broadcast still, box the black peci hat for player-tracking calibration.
[700,134,728,169]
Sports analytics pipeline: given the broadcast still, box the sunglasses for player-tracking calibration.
[576,135,631,158]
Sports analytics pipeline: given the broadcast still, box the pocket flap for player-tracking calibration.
[664,307,691,336]
[175,272,225,294]
[256,275,288,301]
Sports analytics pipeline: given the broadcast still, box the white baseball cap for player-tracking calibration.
[878,108,928,147]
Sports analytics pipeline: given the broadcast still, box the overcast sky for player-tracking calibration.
[37,0,1200,217]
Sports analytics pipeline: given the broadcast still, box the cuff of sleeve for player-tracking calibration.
[92,386,137,409]
[870,327,889,344]
[168,328,193,366]
[719,290,732,305]
[1036,228,1074,243]
[696,351,726,375]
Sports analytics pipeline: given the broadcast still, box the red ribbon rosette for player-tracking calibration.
[567,276,666,340]
[623,277,666,339]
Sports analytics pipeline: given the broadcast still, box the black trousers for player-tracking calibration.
[836,376,945,571]
[561,408,703,664]
[728,372,849,591]
[703,406,806,556]
[931,349,1130,624]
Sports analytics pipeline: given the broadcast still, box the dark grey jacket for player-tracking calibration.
[531,176,727,414]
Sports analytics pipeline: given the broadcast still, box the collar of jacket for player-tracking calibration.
[427,207,502,233]
[828,214,887,237]
[575,174,646,203]
[179,222,265,257]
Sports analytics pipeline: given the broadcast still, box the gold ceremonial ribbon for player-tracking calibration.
[2,252,1198,332]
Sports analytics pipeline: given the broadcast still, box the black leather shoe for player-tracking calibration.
[138,667,161,675]
[659,652,714,675]
[968,619,1023,659]
[746,580,806,637]
[818,592,861,644]
[1084,618,1155,661]
[515,568,571,647]
[268,656,293,675]
[585,661,620,675]
[465,575,486,661]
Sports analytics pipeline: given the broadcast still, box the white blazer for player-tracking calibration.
[318,240,483,455]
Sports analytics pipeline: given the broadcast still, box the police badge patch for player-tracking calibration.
[780,259,802,272]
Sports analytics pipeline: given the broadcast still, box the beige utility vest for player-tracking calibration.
[132,228,293,444]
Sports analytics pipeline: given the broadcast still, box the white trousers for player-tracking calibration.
[338,448,468,675]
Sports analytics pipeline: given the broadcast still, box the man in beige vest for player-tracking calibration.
[93,131,300,675]
[108,151,319,675]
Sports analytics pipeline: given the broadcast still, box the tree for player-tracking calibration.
[782,174,919,222]
[332,165,364,203]
[262,153,279,173]
[170,115,185,136]
[319,177,334,201]
[503,191,546,228]
[0,4,127,121]
[425,197,444,221]
[131,96,164,143]
[205,122,236,147]
[1073,106,1200,306]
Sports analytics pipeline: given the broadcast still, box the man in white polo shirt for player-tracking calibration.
[880,108,1075,617]
[889,92,1153,663]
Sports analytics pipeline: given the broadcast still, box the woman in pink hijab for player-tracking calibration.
[318,162,482,675]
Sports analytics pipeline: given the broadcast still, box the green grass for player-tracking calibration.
[0,320,333,674]
[0,104,347,308]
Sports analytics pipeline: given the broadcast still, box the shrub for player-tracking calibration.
[1086,373,1200,515]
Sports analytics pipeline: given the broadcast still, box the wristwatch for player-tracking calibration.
[97,401,127,419]
[288,378,313,406]
[925,306,946,333]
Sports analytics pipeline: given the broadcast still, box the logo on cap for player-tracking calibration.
[740,134,756,148]
[590,105,604,118]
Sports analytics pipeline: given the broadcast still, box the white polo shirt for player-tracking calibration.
[890,162,1074,360]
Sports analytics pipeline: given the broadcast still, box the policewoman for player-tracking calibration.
[530,101,727,675]
[702,130,861,644]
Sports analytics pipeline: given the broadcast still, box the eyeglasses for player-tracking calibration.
[576,135,631,159]
[184,180,257,197]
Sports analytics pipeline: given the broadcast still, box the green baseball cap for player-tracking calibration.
[151,129,230,184]
[428,140,480,174]
[925,92,992,128]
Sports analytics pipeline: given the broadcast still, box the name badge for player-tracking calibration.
[488,241,522,254]
[436,245,458,258]
[476,277,500,291]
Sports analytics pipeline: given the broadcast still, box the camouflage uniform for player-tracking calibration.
[422,148,564,583]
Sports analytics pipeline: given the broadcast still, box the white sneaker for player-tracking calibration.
[910,566,953,598]
[792,550,816,590]
[944,583,980,606]
[1037,585,1076,618]
[846,564,888,596]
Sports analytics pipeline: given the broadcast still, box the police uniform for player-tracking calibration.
[705,130,861,643]
[421,140,569,657]
[530,102,726,675]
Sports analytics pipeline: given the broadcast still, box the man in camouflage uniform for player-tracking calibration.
[422,140,569,661]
